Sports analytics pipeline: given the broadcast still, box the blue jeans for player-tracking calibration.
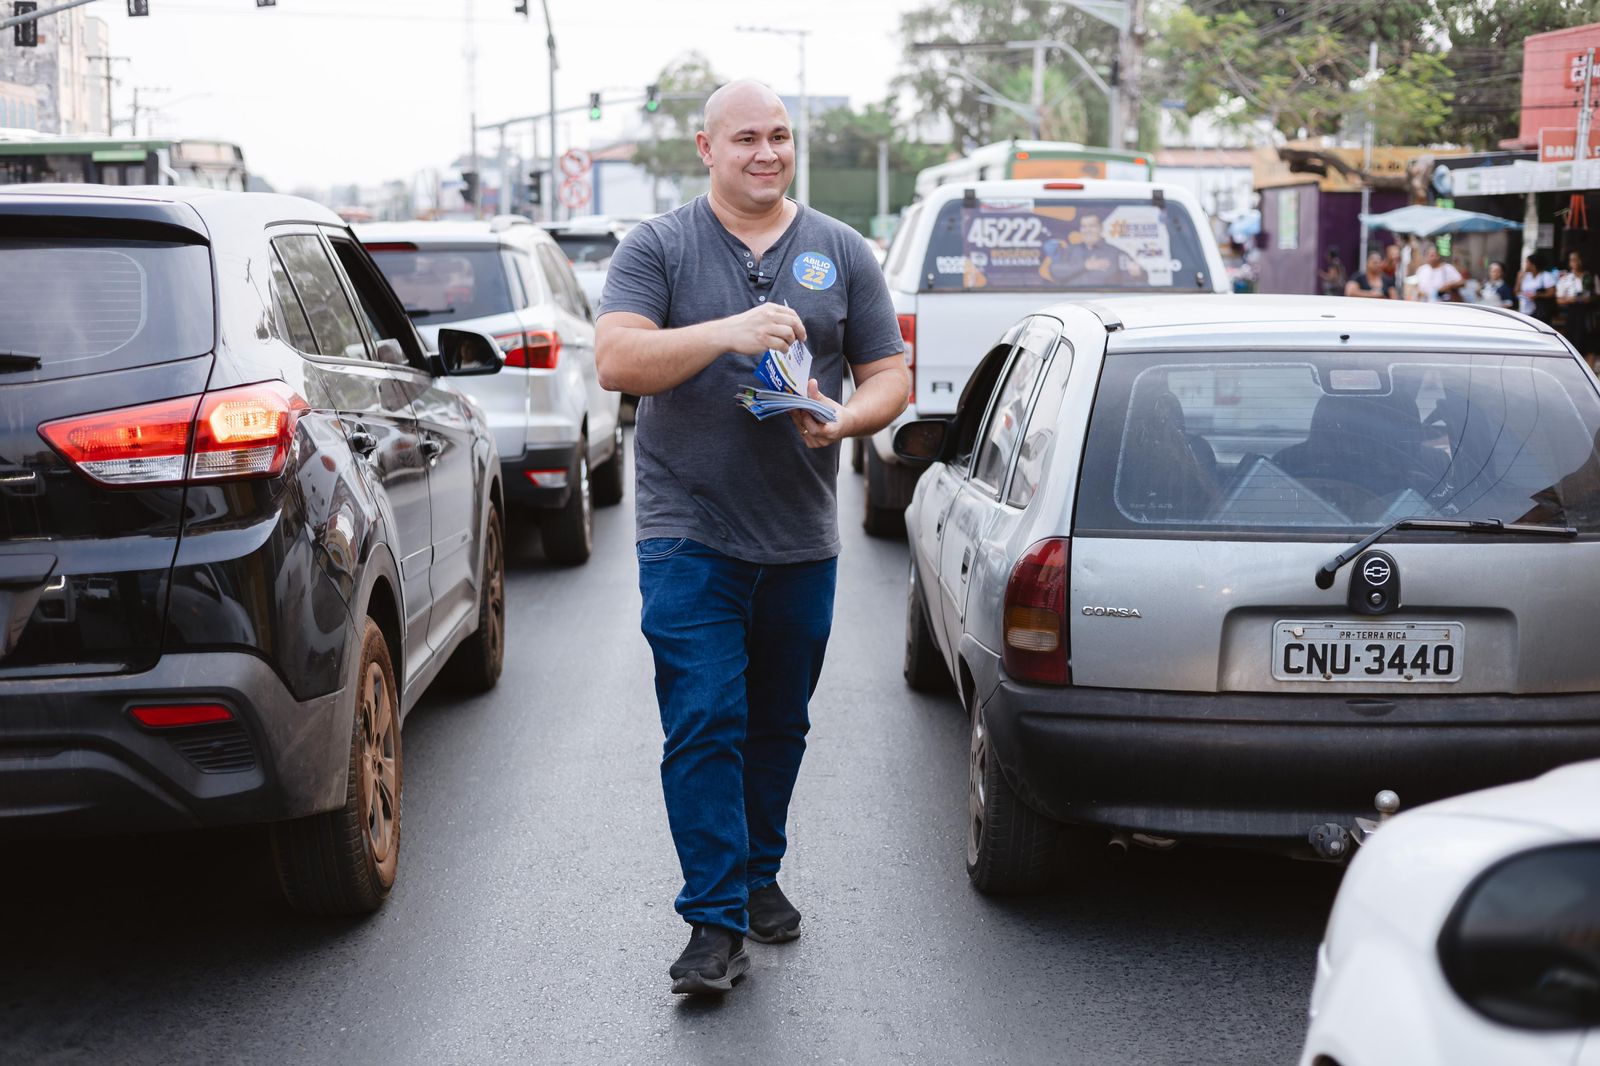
[637,537,837,933]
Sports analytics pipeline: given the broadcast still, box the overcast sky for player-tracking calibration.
[92,0,913,190]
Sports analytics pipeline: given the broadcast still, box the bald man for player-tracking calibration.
[596,80,909,994]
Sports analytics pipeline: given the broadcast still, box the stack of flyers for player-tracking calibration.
[734,337,839,423]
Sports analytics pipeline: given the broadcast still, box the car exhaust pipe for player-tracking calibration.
[1106,832,1131,860]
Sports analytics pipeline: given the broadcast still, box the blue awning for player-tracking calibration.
[1358,205,1522,238]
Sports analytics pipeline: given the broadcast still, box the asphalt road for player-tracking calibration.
[0,442,1341,1065]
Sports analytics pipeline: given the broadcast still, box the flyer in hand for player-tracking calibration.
[734,338,839,424]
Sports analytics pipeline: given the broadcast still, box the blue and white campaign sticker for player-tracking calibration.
[793,251,838,291]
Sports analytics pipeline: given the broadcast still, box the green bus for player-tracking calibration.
[0,135,247,190]
[913,139,1153,200]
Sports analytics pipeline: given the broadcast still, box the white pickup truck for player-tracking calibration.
[863,178,1230,535]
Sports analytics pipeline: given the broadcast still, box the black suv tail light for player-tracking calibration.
[39,381,307,487]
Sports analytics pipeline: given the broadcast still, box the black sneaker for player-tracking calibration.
[669,925,749,995]
[746,882,802,943]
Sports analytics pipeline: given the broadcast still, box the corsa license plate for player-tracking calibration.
[1273,621,1464,683]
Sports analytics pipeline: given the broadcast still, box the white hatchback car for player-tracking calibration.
[359,217,624,564]
[1300,761,1600,1066]
[863,178,1229,535]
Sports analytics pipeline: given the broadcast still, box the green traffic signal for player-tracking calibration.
[588,92,602,121]
[645,84,660,113]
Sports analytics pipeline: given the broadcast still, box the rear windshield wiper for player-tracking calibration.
[1315,517,1577,589]
[404,307,454,319]
[0,351,42,371]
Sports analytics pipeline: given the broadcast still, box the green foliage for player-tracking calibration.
[1149,0,1600,149]
[632,51,722,185]
[1433,0,1600,147]
[896,0,1117,150]
[808,100,952,174]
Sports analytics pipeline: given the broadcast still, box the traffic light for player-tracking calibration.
[13,2,37,47]
[526,171,543,207]
[588,92,602,121]
[126,0,148,15]
[461,170,480,206]
[645,84,660,113]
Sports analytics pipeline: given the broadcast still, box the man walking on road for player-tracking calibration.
[593,79,909,996]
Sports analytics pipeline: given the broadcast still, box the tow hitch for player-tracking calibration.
[1308,790,1401,861]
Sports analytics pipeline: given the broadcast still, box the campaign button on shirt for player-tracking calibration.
[793,251,837,290]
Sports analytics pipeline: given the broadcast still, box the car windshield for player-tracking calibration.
[550,233,618,267]
[366,247,514,324]
[0,237,214,379]
[1076,350,1600,535]
[920,196,1212,293]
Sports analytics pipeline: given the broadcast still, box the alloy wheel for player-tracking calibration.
[484,515,504,672]
[967,706,989,868]
[357,659,399,866]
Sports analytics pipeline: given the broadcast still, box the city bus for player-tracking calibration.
[912,139,1153,200]
[0,134,247,189]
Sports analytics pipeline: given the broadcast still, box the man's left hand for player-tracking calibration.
[790,379,854,449]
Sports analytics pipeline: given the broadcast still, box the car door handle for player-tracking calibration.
[420,438,443,461]
[346,429,378,456]
[961,548,971,578]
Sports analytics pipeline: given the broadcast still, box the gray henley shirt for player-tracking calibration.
[598,196,903,564]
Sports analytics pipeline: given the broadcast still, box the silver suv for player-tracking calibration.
[897,295,1600,892]
[359,217,623,564]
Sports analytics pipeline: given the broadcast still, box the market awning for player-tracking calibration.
[1358,205,1522,238]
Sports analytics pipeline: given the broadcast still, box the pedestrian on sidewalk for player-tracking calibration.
[1410,244,1465,302]
[593,79,909,997]
[1344,251,1398,299]
[1556,249,1596,363]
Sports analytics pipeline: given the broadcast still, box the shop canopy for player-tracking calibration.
[1358,205,1522,238]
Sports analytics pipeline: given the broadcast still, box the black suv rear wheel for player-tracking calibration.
[445,502,505,692]
[272,619,402,914]
[592,423,626,507]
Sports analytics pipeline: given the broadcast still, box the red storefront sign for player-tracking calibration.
[1514,23,1600,149]
[1539,127,1600,162]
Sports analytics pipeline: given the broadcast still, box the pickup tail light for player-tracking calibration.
[40,381,308,487]
[898,313,916,401]
[494,329,562,369]
[1003,537,1071,686]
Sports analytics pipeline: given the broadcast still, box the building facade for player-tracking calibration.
[0,9,109,134]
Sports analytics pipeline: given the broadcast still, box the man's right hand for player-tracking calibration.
[718,303,807,356]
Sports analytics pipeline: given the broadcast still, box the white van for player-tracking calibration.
[864,178,1229,534]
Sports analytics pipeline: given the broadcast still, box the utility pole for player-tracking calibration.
[1578,46,1596,167]
[130,86,168,137]
[465,0,480,218]
[540,0,558,222]
[736,25,811,206]
[1118,0,1146,149]
[1358,40,1379,266]
[1029,41,1046,139]
[86,53,128,136]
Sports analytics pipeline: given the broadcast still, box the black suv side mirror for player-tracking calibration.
[434,328,502,376]
[893,418,952,463]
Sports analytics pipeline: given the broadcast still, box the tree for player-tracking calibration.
[1432,0,1600,148]
[896,0,1119,149]
[633,51,723,187]
[808,100,949,173]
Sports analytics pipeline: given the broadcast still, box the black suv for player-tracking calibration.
[0,187,507,914]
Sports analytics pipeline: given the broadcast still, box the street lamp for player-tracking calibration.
[735,25,810,207]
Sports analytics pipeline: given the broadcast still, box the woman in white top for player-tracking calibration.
[1516,255,1553,318]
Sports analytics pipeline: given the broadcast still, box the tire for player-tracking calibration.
[966,701,1061,895]
[541,440,593,565]
[272,619,402,915]
[905,558,952,692]
[850,436,864,475]
[863,448,905,539]
[445,501,505,693]
[591,423,626,507]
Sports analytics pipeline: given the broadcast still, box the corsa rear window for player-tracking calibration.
[367,247,514,324]
[919,196,1212,293]
[1076,350,1600,535]
[0,239,213,379]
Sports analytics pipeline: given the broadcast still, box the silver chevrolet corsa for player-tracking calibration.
[896,294,1600,893]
